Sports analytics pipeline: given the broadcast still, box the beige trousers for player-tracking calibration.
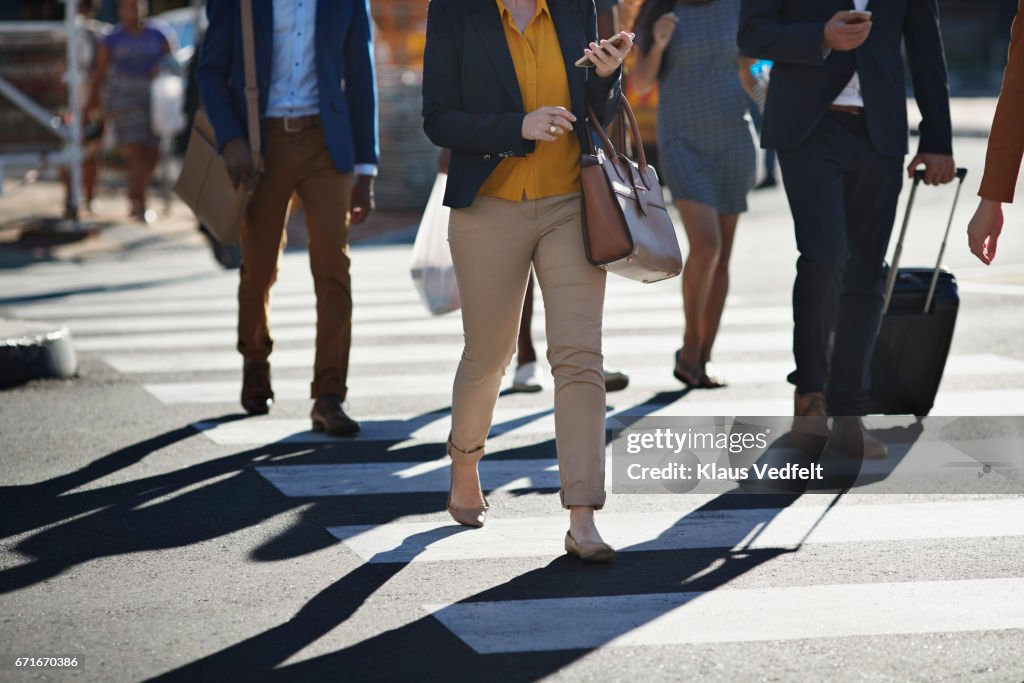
[447,192,607,509]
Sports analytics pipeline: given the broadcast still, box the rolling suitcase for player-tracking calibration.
[869,167,968,416]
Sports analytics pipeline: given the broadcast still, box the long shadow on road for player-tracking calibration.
[2,401,923,681]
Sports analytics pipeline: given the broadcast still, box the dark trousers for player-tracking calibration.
[238,120,353,399]
[778,111,903,416]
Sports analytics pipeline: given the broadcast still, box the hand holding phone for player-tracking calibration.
[844,10,872,24]
[824,9,872,52]
[577,31,630,69]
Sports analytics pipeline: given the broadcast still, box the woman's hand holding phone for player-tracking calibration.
[578,32,635,77]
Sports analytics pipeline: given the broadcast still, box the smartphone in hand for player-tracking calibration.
[844,10,872,24]
[574,33,627,68]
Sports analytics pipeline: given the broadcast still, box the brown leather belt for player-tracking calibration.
[828,105,865,115]
[266,115,320,132]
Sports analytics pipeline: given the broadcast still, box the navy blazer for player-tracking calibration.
[196,0,379,173]
[423,0,623,208]
[738,0,953,158]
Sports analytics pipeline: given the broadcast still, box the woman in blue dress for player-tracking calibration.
[630,0,758,388]
[86,0,172,222]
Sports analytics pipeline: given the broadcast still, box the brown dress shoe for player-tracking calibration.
[311,394,360,436]
[241,361,274,415]
[791,390,829,456]
[823,416,888,459]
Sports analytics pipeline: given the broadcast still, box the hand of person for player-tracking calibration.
[585,31,635,78]
[652,13,678,50]
[907,153,956,185]
[351,175,375,225]
[967,198,1003,265]
[223,138,259,192]
[522,106,576,142]
[823,11,872,51]
[438,147,451,174]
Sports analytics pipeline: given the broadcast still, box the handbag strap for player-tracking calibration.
[586,98,648,174]
[240,0,261,168]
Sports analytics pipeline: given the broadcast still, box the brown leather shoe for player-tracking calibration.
[791,390,829,456]
[823,416,888,460]
[241,360,274,415]
[311,394,360,436]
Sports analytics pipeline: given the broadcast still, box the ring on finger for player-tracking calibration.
[548,124,558,134]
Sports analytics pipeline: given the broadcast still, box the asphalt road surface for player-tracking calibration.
[1,137,1023,682]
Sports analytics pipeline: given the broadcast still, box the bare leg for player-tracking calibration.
[700,214,739,382]
[676,199,722,379]
[140,143,159,212]
[125,143,147,216]
[82,152,98,207]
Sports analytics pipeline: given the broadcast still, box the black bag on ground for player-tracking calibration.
[869,167,967,416]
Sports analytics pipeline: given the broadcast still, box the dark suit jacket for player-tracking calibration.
[738,0,953,158]
[422,0,622,208]
[196,0,379,173]
[980,0,1023,203]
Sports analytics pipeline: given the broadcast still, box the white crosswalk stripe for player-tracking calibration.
[4,247,1023,657]
[145,354,1024,404]
[331,499,1024,562]
[427,578,1024,652]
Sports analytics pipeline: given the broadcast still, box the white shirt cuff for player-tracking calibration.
[354,164,378,177]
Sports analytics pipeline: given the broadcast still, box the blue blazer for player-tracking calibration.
[422,0,623,208]
[196,0,379,173]
[738,0,953,158]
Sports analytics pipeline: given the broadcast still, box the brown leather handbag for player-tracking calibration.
[580,97,682,283]
[173,0,261,246]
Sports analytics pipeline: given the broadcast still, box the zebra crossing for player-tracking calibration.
[4,244,1024,663]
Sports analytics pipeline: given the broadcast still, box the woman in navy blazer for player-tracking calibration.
[422,0,630,561]
[424,0,623,209]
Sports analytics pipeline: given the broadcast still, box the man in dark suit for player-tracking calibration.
[197,0,378,435]
[738,1,956,457]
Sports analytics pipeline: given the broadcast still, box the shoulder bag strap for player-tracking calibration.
[240,0,261,169]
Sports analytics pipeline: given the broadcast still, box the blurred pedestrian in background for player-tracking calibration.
[739,1,955,458]
[630,0,757,390]
[198,0,378,435]
[423,0,631,560]
[968,0,1022,265]
[60,0,108,219]
[511,0,630,395]
[86,0,172,223]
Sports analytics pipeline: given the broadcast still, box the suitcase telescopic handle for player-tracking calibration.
[881,167,968,317]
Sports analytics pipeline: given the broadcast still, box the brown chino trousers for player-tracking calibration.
[237,119,353,399]
[447,193,607,509]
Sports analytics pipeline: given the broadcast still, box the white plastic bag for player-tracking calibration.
[150,72,187,138]
[410,173,461,316]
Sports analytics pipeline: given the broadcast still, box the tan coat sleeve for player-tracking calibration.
[980,0,1024,203]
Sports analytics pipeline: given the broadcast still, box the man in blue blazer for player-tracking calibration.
[197,0,379,435]
[739,1,956,457]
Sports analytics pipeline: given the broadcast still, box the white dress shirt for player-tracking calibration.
[832,0,869,108]
[265,0,377,176]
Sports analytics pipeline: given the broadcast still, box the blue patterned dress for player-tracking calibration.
[653,0,756,214]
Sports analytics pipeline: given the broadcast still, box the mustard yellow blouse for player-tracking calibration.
[477,0,581,201]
